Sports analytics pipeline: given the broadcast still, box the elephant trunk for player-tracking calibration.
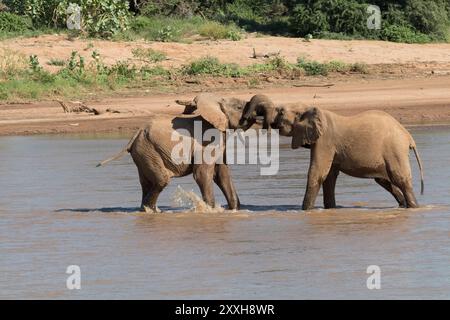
[239,94,276,130]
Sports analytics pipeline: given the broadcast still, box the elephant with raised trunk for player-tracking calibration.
[239,95,424,210]
[97,93,254,212]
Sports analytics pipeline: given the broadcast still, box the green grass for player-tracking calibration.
[197,21,242,40]
[0,50,369,102]
[297,57,368,76]
[117,16,242,42]
[132,48,167,63]
[47,58,66,66]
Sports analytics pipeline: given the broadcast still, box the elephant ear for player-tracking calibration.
[291,107,326,149]
[189,93,228,131]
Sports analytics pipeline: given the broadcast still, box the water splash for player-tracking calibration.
[172,186,224,213]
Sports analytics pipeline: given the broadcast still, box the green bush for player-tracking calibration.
[3,0,59,26]
[291,0,368,37]
[381,24,431,43]
[4,0,131,36]
[182,56,242,77]
[405,0,448,38]
[383,4,410,28]
[127,16,201,41]
[55,0,131,37]
[140,0,199,17]
[0,12,32,32]
[126,16,242,42]
[297,57,329,76]
[198,21,241,40]
[225,0,263,23]
[290,4,329,36]
[132,48,166,63]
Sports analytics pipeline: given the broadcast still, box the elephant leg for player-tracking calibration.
[303,166,332,211]
[302,148,334,211]
[374,178,406,207]
[323,166,339,209]
[387,165,419,208]
[393,179,418,208]
[193,164,216,208]
[138,168,169,213]
[214,164,240,210]
[141,184,168,213]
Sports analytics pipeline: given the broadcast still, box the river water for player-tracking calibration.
[0,126,449,299]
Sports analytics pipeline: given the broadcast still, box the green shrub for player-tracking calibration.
[198,21,241,40]
[383,4,410,28]
[225,0,262,24]
[3,0,59,26]
[290,0,368,37]
[127,16,201,42]
[327,60,350,73]
[324,0,368,36]
[297,57,329,76]
[126,16,242,42]
[350,62,369,74]
[182,56,241,77]
[226,29,242,41]
[5,0,131,36]
[140,0,199,17]
[381,24,431,43]
[290,4,329,36]
[55,0,131,37]
[132,48,166,63]
[0,12,32,32]
[47,58,66,67]
[405,0,448,37]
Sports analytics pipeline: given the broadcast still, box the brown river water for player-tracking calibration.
[0,126,449,299]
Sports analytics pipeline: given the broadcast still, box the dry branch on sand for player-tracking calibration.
[251,48,281,59]
[57,100,120,115]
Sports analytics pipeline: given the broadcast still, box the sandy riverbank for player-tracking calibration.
[1,76,449,136]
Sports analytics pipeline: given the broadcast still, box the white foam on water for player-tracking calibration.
[171,186,225,213]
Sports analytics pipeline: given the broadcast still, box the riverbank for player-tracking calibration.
[1,76,450,136]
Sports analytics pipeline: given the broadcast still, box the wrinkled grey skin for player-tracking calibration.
[239,95,424,211]
[98,94,253,213]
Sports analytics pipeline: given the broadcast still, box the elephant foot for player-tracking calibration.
[140,205,161,213]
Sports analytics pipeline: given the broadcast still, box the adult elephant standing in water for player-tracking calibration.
[97,93,254,212]
[239,95,424,210]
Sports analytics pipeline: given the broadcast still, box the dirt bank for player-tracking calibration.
[2,34,450,71]
[1,76,449,136]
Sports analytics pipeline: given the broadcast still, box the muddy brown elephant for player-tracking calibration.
[97,93,253,212]
[239,96,424,210]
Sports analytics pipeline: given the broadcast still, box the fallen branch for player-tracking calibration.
[57,100,121,115]
[57,100,100,115]
[252,48,281,59]
[293,83,335,88]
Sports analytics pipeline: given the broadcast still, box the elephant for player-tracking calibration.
[97,93,254,212]
[239,94,307,131]
[238,96,424,210]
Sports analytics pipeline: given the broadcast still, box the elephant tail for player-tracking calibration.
[96,129,142,167]
[411,144,424,195]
